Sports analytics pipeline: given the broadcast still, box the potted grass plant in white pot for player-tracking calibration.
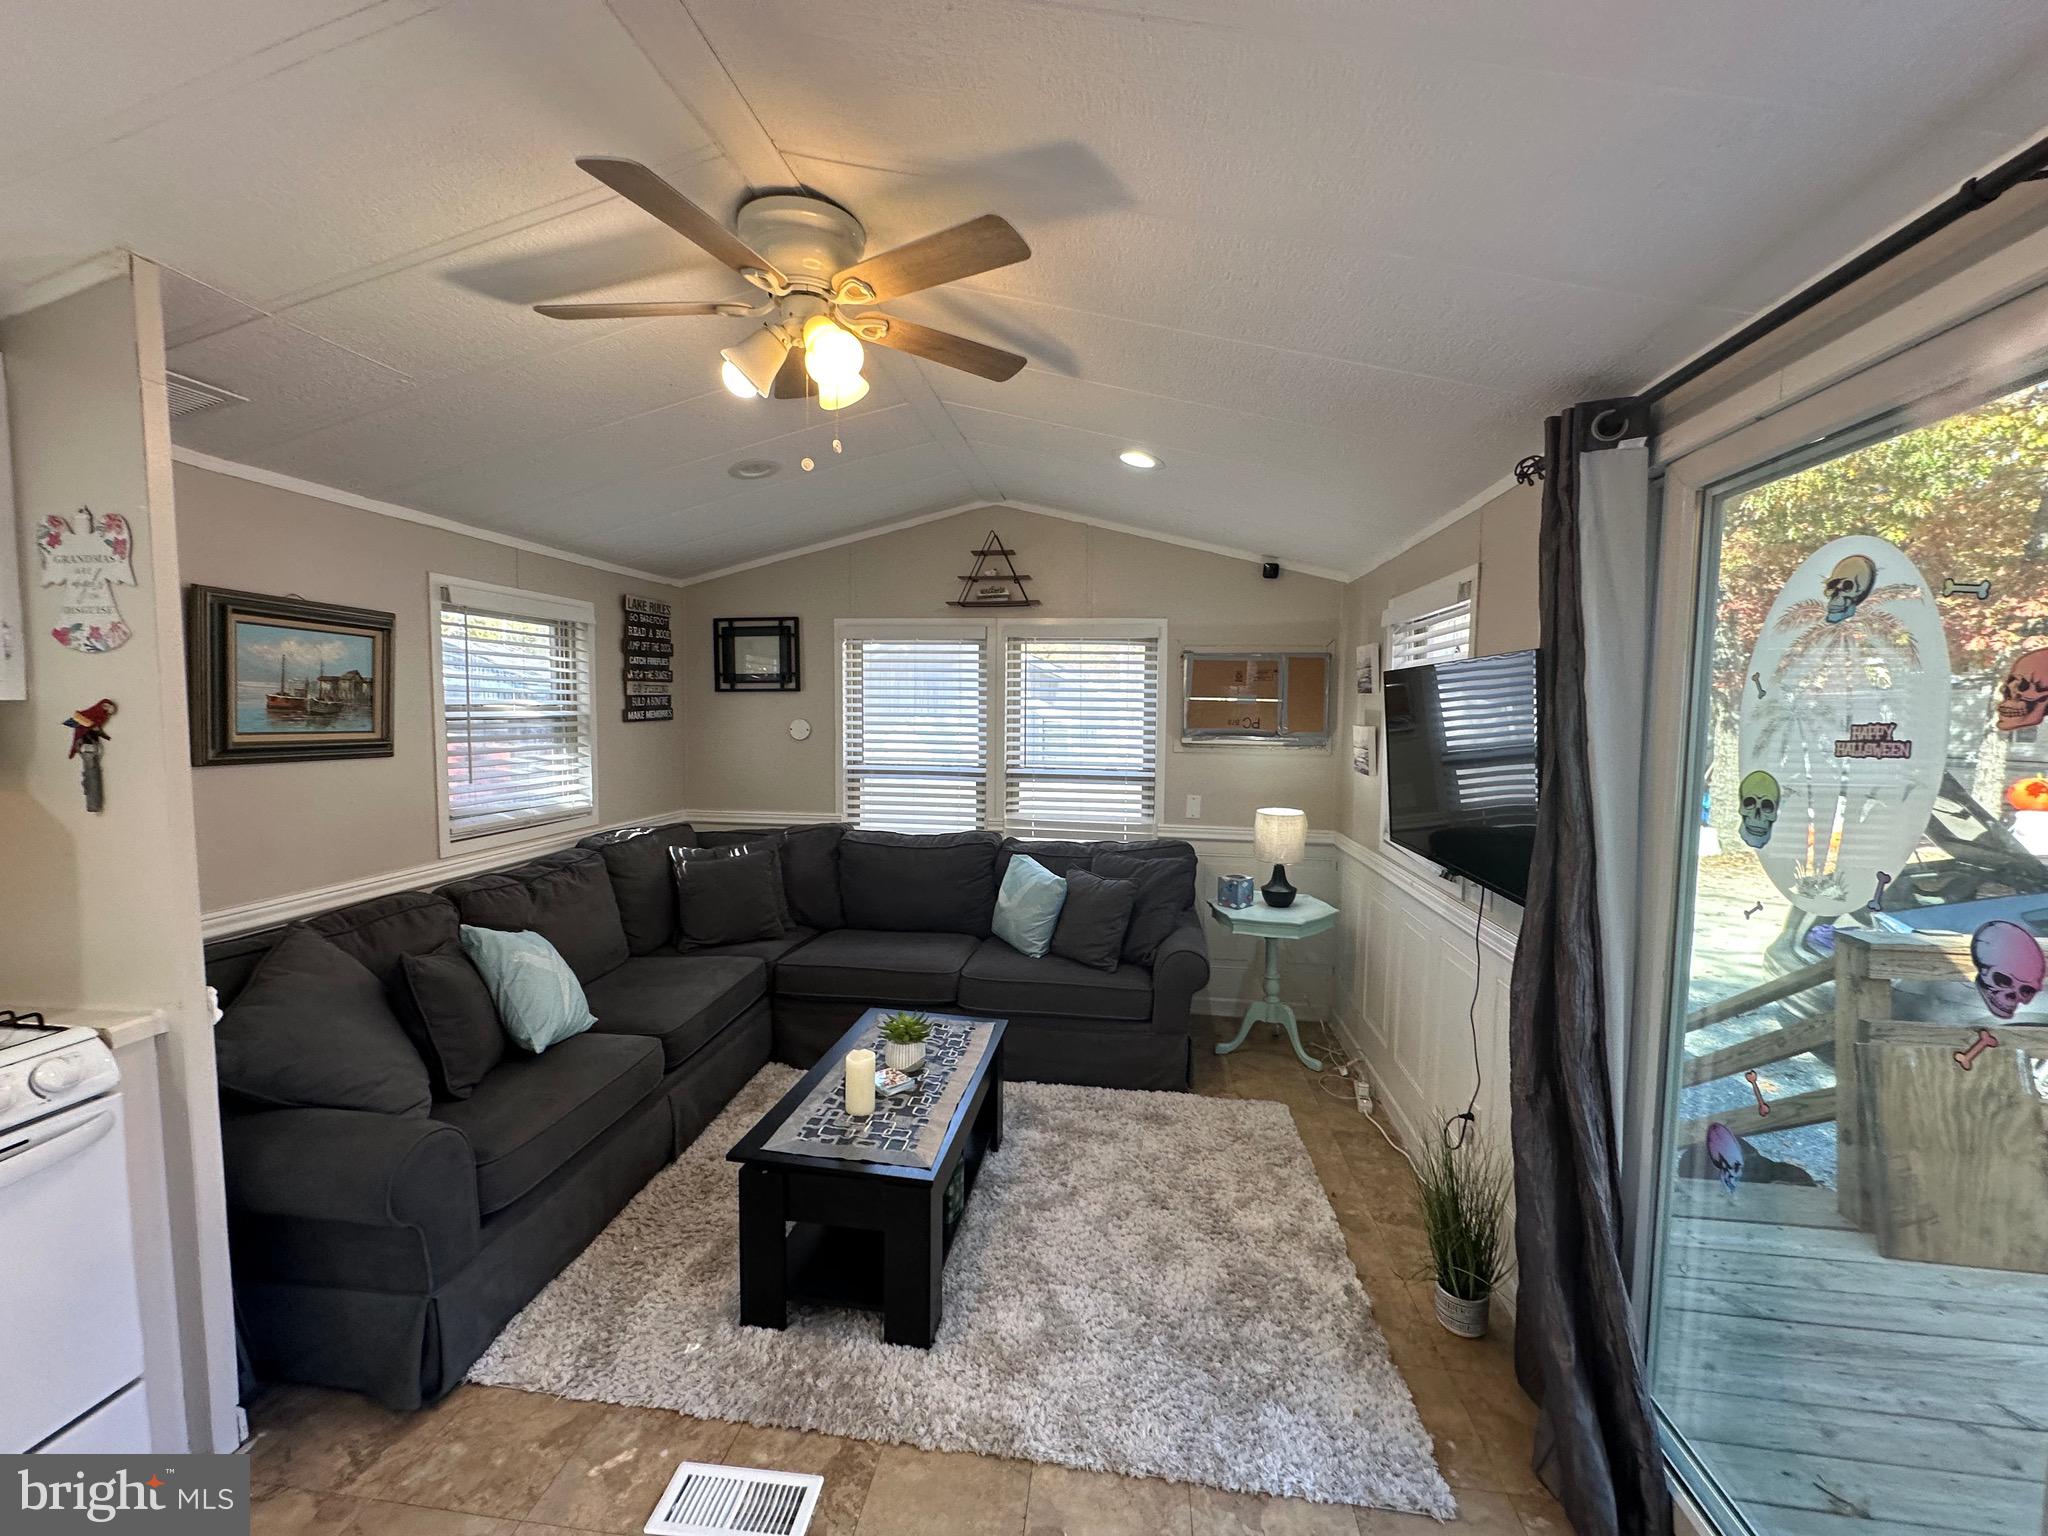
[1414,1127,1513,1338]
[880,1011,932,1074]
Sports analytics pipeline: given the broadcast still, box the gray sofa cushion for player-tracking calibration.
[780,823,846,929]
[431,1032,661,1215]
[957,937,1153,1021]
[838,830,1000,936]
[394,941,505,1099]
[674,927,818,975]
[672,843,791,948]
[774,929,977,1005]
[444,851,630,984]
[518,851,631,983]
[440,872,532,932]
[1093,848,1198,966]
[216,926,433,1116]
[582,955,768,1070]
[1048,868,1138,972]
[304,890,461,986]
[582,823,698,954]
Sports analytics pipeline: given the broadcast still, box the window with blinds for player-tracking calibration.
[436,579,596,845]
[1388,594,1475,668]
[1002,630,1161,834]
[841,630,988,832]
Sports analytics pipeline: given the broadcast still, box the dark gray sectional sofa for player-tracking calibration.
[206,823,1206,1408]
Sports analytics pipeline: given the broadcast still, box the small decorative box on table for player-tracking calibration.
[1208,893,1338,1070]
[727,1009,1006,1347]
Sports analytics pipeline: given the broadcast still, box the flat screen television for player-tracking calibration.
[1381,648,1540,904]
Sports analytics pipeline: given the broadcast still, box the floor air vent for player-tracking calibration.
[644,1461,822,1536]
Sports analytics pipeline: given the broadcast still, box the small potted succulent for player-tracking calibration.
[880,1011,932,1073]
[1413,1126,1513,1338]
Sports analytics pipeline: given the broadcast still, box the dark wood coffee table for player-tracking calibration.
[727,1011,1006,1347]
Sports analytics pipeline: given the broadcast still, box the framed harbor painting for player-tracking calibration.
[187,585,394,764]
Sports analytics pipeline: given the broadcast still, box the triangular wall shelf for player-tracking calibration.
[949,529,1041,608]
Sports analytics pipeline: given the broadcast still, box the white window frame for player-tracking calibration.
[430,573,599,857]
[998,617,1166,838]
[1383,564,1480,669]
[837,618,991,832]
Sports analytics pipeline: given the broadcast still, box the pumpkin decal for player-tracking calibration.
[2009,776,2048,813]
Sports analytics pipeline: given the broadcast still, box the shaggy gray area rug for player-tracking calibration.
[471,1067,1454,1515]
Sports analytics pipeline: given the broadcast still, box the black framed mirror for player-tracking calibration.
[713,615,801,692]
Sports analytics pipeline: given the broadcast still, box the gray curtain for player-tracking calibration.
[1508,407,1671,1536]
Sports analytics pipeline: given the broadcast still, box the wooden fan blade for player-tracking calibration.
[575,157,785,286]
[833,215,1029,304]
[857,314,1025,381]
[771,346,815,399]
[533,301,745,320]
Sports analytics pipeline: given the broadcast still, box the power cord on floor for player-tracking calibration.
[1302,1014,1417,1176]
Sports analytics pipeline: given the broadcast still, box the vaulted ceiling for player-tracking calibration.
[4,1,2046,579]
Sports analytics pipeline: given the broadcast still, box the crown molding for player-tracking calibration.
[170,447,691,591]
[997,499,1352,585]
[1346,471,1530,584]
[670,500,995,586]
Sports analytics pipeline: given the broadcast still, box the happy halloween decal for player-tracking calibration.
[1738,535,1948,918]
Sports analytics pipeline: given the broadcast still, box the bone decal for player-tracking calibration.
[1833,721,1912,760]
[1941,577,1993,600]
[1996,649,2048,732]
[1872,871,1892,908]
[1751,672,1767,699]
[1971,920,2044,1020]
[1744,901,1764,918]
[1745,1069,1771,1117]
[1953,1027,1998,1071]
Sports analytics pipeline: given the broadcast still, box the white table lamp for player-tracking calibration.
[1254,806,1307,908]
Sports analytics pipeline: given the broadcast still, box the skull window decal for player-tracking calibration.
[1995,647,2048,732]
[1970,920,2044,1021]
[1737,770,1780,849]
[1822,554,1877,624]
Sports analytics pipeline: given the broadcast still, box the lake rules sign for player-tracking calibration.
[622,595,673,721]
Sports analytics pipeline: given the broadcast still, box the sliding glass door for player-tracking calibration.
[1646,374,2048,1536]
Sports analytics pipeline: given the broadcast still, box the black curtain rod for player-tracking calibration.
[1640,129,2048,407]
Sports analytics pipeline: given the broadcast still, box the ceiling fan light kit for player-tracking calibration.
[534,160,1034,417]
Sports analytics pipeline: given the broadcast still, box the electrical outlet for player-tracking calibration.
[1185,794,1202,819]
[1354,1078,1374,1116]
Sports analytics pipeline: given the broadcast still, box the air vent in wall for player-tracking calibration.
[164,370,249,419]
[644,1461,822,1536]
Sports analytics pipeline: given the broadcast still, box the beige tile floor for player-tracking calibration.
[246,1025,1565,1536]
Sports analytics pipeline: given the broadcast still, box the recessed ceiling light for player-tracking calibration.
[729,459,779,480]
[1119,448,1158,469]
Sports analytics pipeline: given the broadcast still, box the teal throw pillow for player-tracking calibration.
[458,925,596,1054]
[992,853,1069,959]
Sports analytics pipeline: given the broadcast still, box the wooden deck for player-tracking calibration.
[1654,1182,2048,1536]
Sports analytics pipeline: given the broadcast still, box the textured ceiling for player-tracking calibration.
[3,0,2046,578]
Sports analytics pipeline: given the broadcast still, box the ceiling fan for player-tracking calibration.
[536,157,1031,408]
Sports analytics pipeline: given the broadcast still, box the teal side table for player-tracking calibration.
[1207,893,1338,1070]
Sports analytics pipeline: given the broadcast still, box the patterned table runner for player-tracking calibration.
[761,1012,997,1169]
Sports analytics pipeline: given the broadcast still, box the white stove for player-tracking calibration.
[0,1013,148,1453]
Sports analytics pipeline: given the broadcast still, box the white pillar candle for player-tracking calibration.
[845,1049,877,1117]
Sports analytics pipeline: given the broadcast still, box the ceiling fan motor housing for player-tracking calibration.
[734,194,866,295]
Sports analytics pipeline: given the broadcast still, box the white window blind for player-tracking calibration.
[841,630,988,831]
[1388,596,1474,668]
[437,580,595,844]
[1003,630,1161,834]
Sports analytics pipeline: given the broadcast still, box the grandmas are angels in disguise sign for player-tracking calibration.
[35,507,134,652]
[1738,534,1949,918]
